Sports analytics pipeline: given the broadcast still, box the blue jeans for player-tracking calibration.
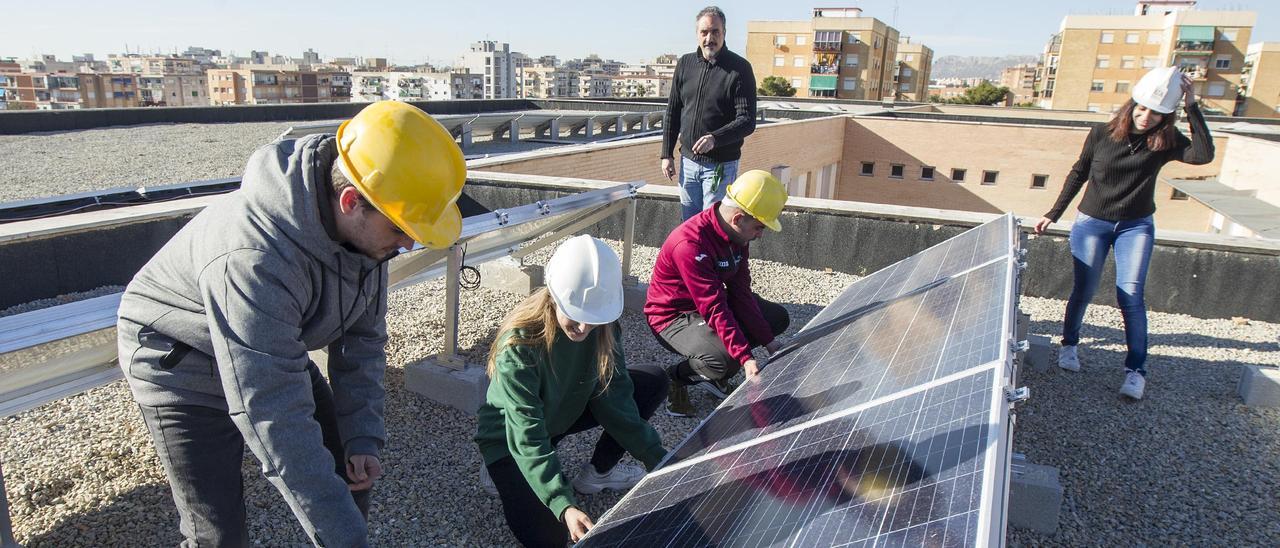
[1061,212,1155,374]
[679,157,738,220]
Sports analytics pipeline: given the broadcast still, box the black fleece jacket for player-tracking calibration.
[661,48,757,163]
[1045,104,1215,222]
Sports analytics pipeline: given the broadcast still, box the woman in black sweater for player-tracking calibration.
[1034,69,1214,400]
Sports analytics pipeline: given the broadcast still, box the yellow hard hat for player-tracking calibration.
[335,101,466,250]
[725,170,787,232]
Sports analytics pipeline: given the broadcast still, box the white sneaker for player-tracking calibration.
[572,462,645,494]
[479,463,497,496]
[1058,345,1081,372]
[1119,370,1146,400]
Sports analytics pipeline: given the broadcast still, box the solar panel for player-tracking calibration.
[580,214,1021,548]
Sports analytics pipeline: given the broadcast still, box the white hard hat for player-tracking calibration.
[545,235,624,325]
[1132,66,1183,114]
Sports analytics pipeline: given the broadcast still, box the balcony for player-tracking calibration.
[810,63,839,75]
[813,41,841,53]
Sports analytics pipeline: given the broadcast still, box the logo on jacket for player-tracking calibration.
[695,253,708,262]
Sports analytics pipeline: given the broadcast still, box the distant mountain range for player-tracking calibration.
[931,55,1040,80]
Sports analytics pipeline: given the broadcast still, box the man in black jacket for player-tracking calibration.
[661,6,758,220]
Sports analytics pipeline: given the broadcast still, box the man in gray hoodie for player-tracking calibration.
[117,101,466,547]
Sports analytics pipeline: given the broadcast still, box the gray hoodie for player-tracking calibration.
[117,134,387,546]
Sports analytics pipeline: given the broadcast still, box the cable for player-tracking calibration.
[457,243,482,291]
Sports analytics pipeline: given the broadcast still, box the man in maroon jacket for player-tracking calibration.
[644,170,790,416]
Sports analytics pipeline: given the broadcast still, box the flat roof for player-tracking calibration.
[1166,178,1280,239]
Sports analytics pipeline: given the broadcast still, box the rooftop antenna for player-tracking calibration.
[892,0,900,28]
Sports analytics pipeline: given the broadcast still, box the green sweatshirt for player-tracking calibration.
[475,324,667,519]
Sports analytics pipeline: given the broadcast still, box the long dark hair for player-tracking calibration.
[1107,99,1178,152]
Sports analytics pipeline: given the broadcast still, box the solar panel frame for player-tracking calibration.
[580,214,1023,547]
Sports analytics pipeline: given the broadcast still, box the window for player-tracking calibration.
[860,161,874,176]
[1171,189,1190,200]
[1148,31,1163,44]
[1091,80,1105,92]
[774,56,784,67]
[845,55,859,67]
[951,168,966,182]
[921,166,935,181]
[901,68,912,77]
[794,56,805,67]
[981,171,998,185]
[1115,81,1130,93]
[1142,57,1158,69]
[1031,174,1048,189]
[900,83,911,91]
[1122,56,1136,69]
[848,32,862,43]
[775,35,787,45]
[1207,82,1227,97]
[1087,103,1102,113]
[889,164,905,178]
[1096,56,1110,69]
[1222,28,1239,42]
[1126,32,1140,44]
[1101,31,1114,44]
[905,54,914,61]
[874,37,881,49]
[792,77,802,88]
[796,35,807,45]
[1214,55,1231,69]
[842,78,856,90]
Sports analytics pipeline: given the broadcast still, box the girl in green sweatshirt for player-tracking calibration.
[474,236,669,546]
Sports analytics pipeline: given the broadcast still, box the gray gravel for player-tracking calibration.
[3,240,1278,546]
[0,121,625,204]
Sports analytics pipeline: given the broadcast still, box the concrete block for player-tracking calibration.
[623,281,648,314]
[1016,312,1030,342]
[1008,455,1062,534]
[404,357,489,415]
[478,258,543,296]
[1025,334,1051,373]
[1238,365,1280,407]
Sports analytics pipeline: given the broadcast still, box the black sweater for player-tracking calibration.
[1045,104,1214,222]
[661,48,757,163]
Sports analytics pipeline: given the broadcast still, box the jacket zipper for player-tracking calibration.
[691,59,710,155]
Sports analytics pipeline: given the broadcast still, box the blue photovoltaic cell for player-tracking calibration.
[666,260,1008,464]
[580,369,997,548]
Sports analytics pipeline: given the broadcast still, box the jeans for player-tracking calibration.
[486,363,668,547]
[1061,212,1155,374]
[136,362,370,547]
[679,157,739,220]
[656,294,791,385]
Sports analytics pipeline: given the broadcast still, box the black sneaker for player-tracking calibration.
[666,383,696,417]
[694,377,738,400]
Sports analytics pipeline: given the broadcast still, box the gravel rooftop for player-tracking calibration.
[2,123,1279,546]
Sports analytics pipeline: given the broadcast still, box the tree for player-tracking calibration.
[758,76,797,97]
[953,81,1011,106]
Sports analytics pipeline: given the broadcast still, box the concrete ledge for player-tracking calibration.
[1237,365,1280,407]
[1008,454,1062,534]
[478,258,543,296]
[404,357,489,415]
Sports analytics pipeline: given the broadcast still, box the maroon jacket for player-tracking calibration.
[644,204,774,364]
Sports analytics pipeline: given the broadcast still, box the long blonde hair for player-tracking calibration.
[486,287,618,392]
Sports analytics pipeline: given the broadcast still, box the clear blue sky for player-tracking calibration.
[2,1,1276,65]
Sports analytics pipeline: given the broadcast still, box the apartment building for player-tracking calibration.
[451,72,484,100]
[895,38,933,101]
[1237,42,1280,118]
[1042,2,1256,114]
[746,7,906,100]
[519,66,579,98]
[1000,63,1039,104]
[0,70,81,110]
[351,71,453,102]
[458,41,516,99]
[207,69,351,105]
[612,75,670,98]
